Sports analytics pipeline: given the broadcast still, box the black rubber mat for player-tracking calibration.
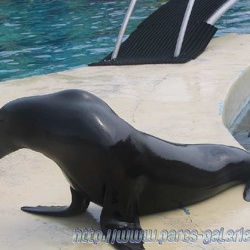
[89,0,228,66]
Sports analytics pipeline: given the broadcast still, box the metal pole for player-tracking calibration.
[111,0,137,60]
[207,0,239,25]
[174,0,196,57]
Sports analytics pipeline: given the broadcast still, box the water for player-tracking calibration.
[0,0,250,82]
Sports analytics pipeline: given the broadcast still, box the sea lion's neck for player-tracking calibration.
[0,108,23,159]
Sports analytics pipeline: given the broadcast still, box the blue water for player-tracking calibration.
[0,0,250,82]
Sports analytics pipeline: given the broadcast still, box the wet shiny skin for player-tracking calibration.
[1,89,250,250]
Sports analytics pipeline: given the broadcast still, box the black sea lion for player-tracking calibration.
[1,89,250,250]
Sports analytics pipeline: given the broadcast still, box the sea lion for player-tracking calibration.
[1,89,250,250]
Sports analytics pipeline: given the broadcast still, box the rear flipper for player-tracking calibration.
[101,186,144,250]
[244,182,250,202]
[21,187,90,217]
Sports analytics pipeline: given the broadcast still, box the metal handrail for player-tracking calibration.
[111,0,137,59]
[174,0,239,57]
[112,0,239,60]
[207,0,239,25]
[174,0,196,57]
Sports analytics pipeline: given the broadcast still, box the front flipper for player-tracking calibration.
[244,181,250,202]
[21,187,90,217]
[101,186,144,250]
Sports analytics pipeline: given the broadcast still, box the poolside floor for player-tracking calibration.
[0,34,250,250]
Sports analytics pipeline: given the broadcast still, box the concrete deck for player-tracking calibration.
[0,34,250,250]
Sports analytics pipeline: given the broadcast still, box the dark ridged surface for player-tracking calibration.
[89,0,227,66]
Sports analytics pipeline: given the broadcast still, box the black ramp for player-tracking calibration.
[89,0,229,66]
